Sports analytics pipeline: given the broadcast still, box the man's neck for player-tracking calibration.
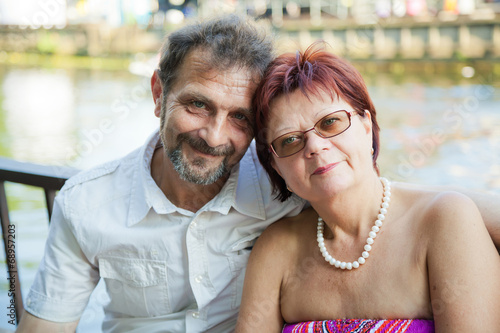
[150,146,229,213]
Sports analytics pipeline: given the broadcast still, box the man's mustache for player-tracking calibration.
[178,133,235,157]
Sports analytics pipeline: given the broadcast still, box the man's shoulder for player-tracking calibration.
[237,141,306,216]
[61,148,140,193]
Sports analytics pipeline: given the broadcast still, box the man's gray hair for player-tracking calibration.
[157,14,274,93]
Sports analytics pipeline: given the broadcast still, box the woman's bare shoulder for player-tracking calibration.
[394,183,481,236]
[390,183,482,236]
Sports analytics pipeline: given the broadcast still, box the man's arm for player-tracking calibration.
[395,182,500,252]
[20,191,99,328]
[17,312,78,333]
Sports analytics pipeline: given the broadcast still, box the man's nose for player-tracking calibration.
[199,115,230,148]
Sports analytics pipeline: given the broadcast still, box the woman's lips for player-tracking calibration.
[313,162,340,175]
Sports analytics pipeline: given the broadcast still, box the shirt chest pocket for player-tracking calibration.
[226,233,259,310]
[99,257,171,317]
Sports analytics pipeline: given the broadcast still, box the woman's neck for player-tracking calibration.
[310,174,385,239]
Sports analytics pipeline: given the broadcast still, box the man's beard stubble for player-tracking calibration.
[166,133,236,185]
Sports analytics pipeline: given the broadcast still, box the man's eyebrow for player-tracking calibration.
[234,107,253,117]
[179,90,253,116]
[178,91,215,107]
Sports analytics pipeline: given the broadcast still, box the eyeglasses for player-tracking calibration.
[269,110,357,158]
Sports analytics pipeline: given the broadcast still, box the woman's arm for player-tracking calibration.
[426,192,500,332]
[235,221,290,333]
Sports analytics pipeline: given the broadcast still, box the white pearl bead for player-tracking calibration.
[369,231,377,238]
[382,202,389,209]
[325,254,332,262]
[377,214,385,220]
[317,236,324,242]
[367,237,374,245]
[334,260,341,268]
[358,257,365,264]
[383,197,391,203]
[372,226,380,232]
[318,217,323,222]
[380,208,387,215]
[346,262,352,270]
[352,261,359,268]
[375,220,383,227]
[362,251,369,258]
[364,244,372,251]
[340,262,347,269]
[329,257,335,265]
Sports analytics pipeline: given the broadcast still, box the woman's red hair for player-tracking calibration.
[254,42,380,201]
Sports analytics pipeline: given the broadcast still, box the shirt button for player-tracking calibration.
[26,298,31,306]
[192,311,200,319]
[190,221,197,229]
[194,275,203,283]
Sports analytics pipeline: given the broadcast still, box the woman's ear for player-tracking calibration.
[362,109,372,135]
[151,70,163,118]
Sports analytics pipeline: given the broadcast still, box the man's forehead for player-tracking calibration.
[182,48,260,88]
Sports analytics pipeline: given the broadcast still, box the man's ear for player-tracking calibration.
[151,70,163,118]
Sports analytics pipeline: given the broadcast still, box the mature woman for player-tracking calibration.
[235,44,500,332]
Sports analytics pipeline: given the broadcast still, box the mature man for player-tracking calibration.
[18,15,305,333]
[17,14,500,333]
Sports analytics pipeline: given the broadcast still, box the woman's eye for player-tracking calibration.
[282,136,298,146]
[193,101,206,109]
[323,118,337,126]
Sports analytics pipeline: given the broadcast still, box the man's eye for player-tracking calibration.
[233,113,247,121]
[193,101,206,108]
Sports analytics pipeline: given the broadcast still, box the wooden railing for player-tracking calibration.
[0,157,79,325]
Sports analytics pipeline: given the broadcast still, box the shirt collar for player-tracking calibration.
[127,131,163,227]
[127,134,266,226]
[230,140,266,220]
[204,140,266,220]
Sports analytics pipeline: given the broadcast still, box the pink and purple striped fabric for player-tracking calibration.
[282,319,434,333]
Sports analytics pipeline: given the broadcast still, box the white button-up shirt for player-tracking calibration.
[25,131,306,332]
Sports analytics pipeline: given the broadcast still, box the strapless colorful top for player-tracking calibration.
[282,319,434,333]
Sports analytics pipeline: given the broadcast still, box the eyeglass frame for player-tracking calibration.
[268,109,360,158]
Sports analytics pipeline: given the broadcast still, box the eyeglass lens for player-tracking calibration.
[271,110,351,157]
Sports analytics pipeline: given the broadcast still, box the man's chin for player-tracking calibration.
[168,145,235,185]
[177,160,230,185]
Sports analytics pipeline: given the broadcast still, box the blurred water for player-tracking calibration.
[0,63,498,331]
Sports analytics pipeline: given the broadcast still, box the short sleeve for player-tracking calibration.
[24,190,99,322]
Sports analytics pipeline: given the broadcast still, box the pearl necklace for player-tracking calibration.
[317,177,391,270]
